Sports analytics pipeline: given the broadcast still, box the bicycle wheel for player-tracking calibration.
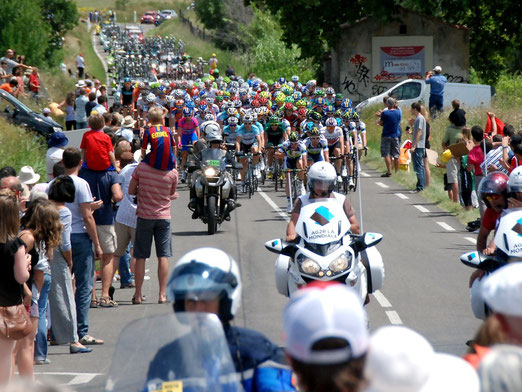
[274,162,279,192]
[352,152,359,192]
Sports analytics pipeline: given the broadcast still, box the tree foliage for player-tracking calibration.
[247,0,521,84]
[0,0,78,67]
[194,0,227,30]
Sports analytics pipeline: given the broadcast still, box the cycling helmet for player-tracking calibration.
[175,99,185,108]
[138,82,146,89]
[259,97,269,106]
[351,111,360,121]
[223,91,231,98]
[325,117,337,127]
[341,98,352,110]
[325,87,335,95]
[508,166,522,193]
[238,88,247,96]
[293,91,302,101]
[204,113,215,121]
[182,107,193,116]
[251,99,260,108]
[259,91,270,99]
[186,100,196,110]
[167,248,241,322]
[174,89,184,99]
[278,77,286,85]
[315,89,326,97]
[269,116,280,125]
[288,132,299,142]
[284,102,294,111]
[166,95,175,104]
[206,131,223,143]
[233,100,242,109]
[308,161,337,196]
[243,113,254,123]
[297,107,307,116]
[335,109,343,117]
[306,80,317,88]
[199,104,208,112]
[295,99,307,109]
[304,122,315,133]
[146,93,156,103]
[227,107,238,117]
[291,75,299,83]
[201,122,220,137]
[314,97,325,108]
[275,94,286,104]
[309,127,321,137]
[342,111,352,121]
[284,96,295,104]
[309,111,322,122]
[478,172,509,209]
[282,87,293,97]
[215,95,223,102]
[335,93,344,100]
[228,116,239,125]
[325,105,335,114]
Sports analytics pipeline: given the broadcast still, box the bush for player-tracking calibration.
[495,72,522,109]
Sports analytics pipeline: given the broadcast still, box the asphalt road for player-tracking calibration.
[33,165,481,390]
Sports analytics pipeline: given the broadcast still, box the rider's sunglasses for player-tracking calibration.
[311,136,320,140]
[229,124,237,127]
[485,194,503,203]
[327,126,335,130]
[243,121,252,124]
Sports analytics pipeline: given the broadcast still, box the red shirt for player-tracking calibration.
[467,144,485,176]
[29,74,39,92]
[80,130,113,171]
[481,207,501,231]
[1,83,13,94]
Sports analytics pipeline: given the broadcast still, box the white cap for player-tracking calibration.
[283,282,368,364]
[364,326,479,392]
[365,326,435,392]
[433,66,442,73]
[482,263,522,316]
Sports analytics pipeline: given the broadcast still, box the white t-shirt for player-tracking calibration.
[46,147,64,181]
[77,55,85,68]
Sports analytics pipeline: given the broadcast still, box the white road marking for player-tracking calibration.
[258,189,290,222]
[437,221,456,232]
[464,237,477,244]
[395,193,409,200]
[373,290,392,308]
[68,375,98,385]
[360,171,370,177]
[375,182,389,188]
[413,204,430,213]
[34,373,102,386]
[385,310,403,325]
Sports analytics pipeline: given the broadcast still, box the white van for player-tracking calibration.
[355,79,492,111]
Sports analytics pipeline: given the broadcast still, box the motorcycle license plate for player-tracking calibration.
[149,381,183,392]
[208,160,221,167]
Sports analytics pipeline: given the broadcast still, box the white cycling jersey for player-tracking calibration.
[322,126,343,146]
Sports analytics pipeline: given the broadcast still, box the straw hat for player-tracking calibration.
[18,166,40,185]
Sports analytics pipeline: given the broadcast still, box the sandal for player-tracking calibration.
[99,296,118,307]
[90,299,98,308]
[132,295,142,305]
[79,335,104,345]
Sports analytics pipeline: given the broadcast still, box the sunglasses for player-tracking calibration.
[485,194,503,203]
[229,124,237,127]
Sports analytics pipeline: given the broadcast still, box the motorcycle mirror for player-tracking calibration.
[363,232,383,248]
[265,238,284,254]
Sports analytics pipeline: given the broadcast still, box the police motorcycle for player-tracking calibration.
[460,208,522,319]
[264,164,384,301]
[188,125,240,235]
[105,312,244,392]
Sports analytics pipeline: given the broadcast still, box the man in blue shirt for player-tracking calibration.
[425,65,447,118]
[379,98,401,177]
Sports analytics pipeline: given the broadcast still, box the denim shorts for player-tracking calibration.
[133,218,172,259]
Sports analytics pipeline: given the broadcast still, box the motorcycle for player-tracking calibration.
[105,312,244,392]
[460,208,522,319]
[265,198,384,301]
[188,147,239,235]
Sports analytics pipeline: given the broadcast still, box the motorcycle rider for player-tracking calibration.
[286,161,360,242]
[146,248,295,391]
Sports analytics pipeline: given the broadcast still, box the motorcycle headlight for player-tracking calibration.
[53,127,63,132]
[204,167,218,177]
[299,257,321,275]
[329,252,352,273]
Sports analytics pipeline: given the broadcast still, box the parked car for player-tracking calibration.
[159,10,177,19]
[355,79,492,111]
[140,11,158,24]
[0,90,63,138]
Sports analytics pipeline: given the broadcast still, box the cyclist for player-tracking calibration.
[222,116,239,145]
[282,102,299,132]
[176,107,200,183]
[276,131,307,212]
[147,248,295,391]
[304,127,329,166]
[236,113,261,193]
[334,93,344,110]
[325,87,336,105]
[286,161,360,241]
[120,77,134,115]
[264,116,287,178]
[323,117,345,182]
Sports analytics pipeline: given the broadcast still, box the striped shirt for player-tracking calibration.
[131,163,178,220]
[142,125,177,171]
[115,163,138,228]
[481,146,508,175]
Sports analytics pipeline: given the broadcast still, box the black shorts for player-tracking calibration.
[240,143,256,154]
[284,157,298,169]
[307,153,324,163]
[328,141,341,155]
[266,134,284,147]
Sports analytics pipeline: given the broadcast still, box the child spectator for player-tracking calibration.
[141,107,177,171]
[80,113,117,172]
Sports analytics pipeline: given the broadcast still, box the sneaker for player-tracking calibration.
[349,178,355,189]
[337,175,342,183]
[259,160,265,171]
[241,182,246,193]
[34,358,51,365]
[255,168,261,179]
[181,171,187,183]
[286,202,293,213]
[381,172,391,177]
[342,167,348,177]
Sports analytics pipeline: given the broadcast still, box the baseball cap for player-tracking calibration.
[283,282,368,364]
[481,263,522,316]
[365,326,480,392]
[43,108,51,114]
[433,66,442,72]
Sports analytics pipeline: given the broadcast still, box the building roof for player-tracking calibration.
[340,6,469,31]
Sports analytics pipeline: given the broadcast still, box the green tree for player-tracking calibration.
[194,0,226,30]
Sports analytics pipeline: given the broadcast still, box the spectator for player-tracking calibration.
[28,68,40,102]
[409,102,426,193]
[14,68,25,97]
[85,92,97,118]
[481,263,522,346]
[128,146,178,304]
[420,105,431,187]
[225,64,235,77]
[76,54,85,79]
[141,107,176,171]
[425,65,447,118]
[0,166,17,180]
[208,53,218,71]
[75,89,89,129]
[0,49,32,75]
[478,345,522,392]
[93,79,102,98]
[42,108,51,118]
[378,97,401,177]
[0,59,12,82]
[92,95,107,115]
[467,126,486,216]
[58,92,77,130]
[46,132,69,181]
[17,166,40,190]
[1,78,20,98]
[283,282,368,392]
[59,147,104,346]
[116,116,135,143]
[0,190,31,384]
[448,99,466,127]
[80,113,117,172]
[442,109,466,203]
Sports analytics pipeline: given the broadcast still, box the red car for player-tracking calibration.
[140,11,158,24]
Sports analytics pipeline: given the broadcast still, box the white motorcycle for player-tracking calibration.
[265,199,385,301]
[460,208,522,319]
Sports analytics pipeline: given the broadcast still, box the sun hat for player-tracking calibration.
[18,166,40,185]
[47,131,68,148]
[121,115,136,128]
[481,263,522,317]
[420,353,479,392]
[75,80,86,88]
[283,282,368,364]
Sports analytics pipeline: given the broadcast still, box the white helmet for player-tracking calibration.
[167,248,242,322]
[227,116,239,126]
[146,93,156,103]
[508,166,522,193]
[204,113,215,122]
[308,161,337,196]
[201,121,220,137]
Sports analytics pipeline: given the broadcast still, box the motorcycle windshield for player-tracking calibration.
[494,208,522,259]
[105,312,244,392]
[201,148,226,169]
[296,200,350,245]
